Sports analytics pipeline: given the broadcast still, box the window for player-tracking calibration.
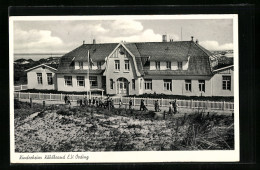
[178,62,183,70]
[125,60,130,71]
[37,73,42,84]
[79,62,83,70]
[115,60,120,71]
[144,79,152,90]
[110,79,113,89]
[155,61,160,70]
[47,73,53,85]
[77,76,85,87]
[64,76,72,86]
[199,80,205,92]
[164,79,172,91]
[97,62,102,69]
[90,76,98,87]
[166,61,171,70]
[132,79,135,90]
[185,80,191,92]
[223,76,231,90]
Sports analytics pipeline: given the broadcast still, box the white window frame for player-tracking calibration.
[47,73,53,85]
[115,60,120,71]
[144,79,152,90]
[90,76,98,87]
[222,76,231,90]
[77,76,85,87]
[185,80,192,92]
[64,76,72,86]
[198,80,205,92]
[164,79,172,91]
[124,60,130,71]
[166,61,171,70]
[37,73,42,84]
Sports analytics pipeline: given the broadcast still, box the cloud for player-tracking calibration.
[98,29,161,43]
[14,28,64,53]
[107,19,144,35]
[199,40,233,51]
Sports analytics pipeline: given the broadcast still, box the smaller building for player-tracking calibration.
[211,65,234,96]
[25,64,57,90]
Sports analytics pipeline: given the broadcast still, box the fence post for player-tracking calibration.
[28,92,30,99]
[133,96,135,106]
[161,98,163,107]
[50,93,52,100]
[207,100,209,110]
[20,85,22,90]
[18,92,20,101]
[223,101,225,110]
[43,101,45,108]
[190,99,193,109]
[60,93,62,101]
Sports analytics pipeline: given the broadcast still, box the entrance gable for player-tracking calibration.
[103,43,141,77]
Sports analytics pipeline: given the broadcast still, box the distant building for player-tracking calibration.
[25,36,234,97]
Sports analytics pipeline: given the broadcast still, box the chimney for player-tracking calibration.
[93,39,96,44]
[83,40,85,44]
[196,39,199,44]
[162,35,167,42]
[191,36,194,41]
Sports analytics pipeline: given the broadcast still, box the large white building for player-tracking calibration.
[25,37,234,97]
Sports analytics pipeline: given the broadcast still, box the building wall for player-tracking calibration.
[56,73,102,92]
[211,67,234,96]
[27,67,56,90]
[105,46,141,95]
[142,77,212,96]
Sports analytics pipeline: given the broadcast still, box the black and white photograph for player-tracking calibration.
[9,15,239,163]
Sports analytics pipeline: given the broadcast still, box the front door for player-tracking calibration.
[117,78,128,95]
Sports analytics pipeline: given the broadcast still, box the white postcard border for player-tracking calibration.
[9,14,239,163]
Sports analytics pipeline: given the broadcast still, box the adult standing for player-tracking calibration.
[169,102,173,115]
[173,99,177,114]
[129,98,133,109]
[140,99,144,111]
[64,95,68,104]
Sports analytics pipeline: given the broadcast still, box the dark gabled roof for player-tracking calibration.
[57,41,213,76]
[144,55,212,76]
[134,41,212,61]
[64,43,118,62]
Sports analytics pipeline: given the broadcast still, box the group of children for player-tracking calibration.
[64,94,178,113]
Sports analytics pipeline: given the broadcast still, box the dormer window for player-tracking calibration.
[97,62,102,69]
[166,61,171,70]
[155,61,160,70]
[79,62,83,70]
[178,62,183,70]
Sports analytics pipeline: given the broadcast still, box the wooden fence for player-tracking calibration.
[14,85,28,91]
[13,92,234,111]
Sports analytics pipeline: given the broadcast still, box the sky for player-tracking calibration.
[13,18,233,54]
